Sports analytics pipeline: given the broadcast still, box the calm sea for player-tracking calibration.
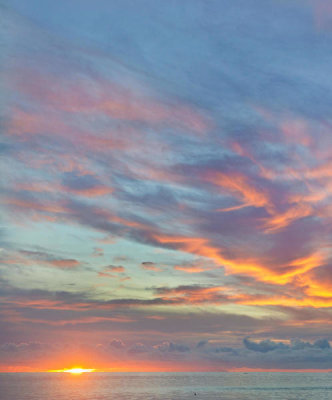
[1,372,332,400]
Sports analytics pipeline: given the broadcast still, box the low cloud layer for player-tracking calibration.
[1,337,332,372]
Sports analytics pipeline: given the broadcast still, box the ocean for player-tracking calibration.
[1,372,332,400]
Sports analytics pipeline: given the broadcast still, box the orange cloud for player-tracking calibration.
[153,233,328,286]
[98,272,116,278]
[296,268,332,299]
[204,171,272,211]
[264,203,313,233]
[141,262,162,271]
[98,265,129,281]
[239,295,332,309]
[105,266,125,273]
[152,234,269,280]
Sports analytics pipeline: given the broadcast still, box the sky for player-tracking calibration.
[1,0,332,372]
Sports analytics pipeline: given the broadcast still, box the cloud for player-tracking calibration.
[92,247,104,257]
[243,337,331,353]
[0,249,81,270]
[243,337,287,353]
[109,339,125,349]
[9,65,211,136]
[97,265,128,280]
[1,342,45,352]
[154,341,190,353]
[128,343,149,354]
[48,259,80,269]
[204,171,272,211]
[61,172,113,198]
[174,259,216,274]
[104,265,125,273]
[196,340,208,349]
[154,285,232,305]
[141,262,162,271]
[312,0,332,31]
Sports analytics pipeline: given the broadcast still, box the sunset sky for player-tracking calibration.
[2,0,332,372]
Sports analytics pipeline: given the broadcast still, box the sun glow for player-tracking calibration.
[50,367,96,374]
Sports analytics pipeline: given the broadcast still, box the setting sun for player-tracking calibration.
[50,368,96,374]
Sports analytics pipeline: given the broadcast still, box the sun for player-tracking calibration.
[65,368,95,375]
[49,367,96,374]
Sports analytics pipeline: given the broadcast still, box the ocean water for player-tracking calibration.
[1,372,332,400]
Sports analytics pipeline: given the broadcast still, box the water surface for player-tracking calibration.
[1,372,332,400]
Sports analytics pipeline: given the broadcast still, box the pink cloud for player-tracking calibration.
[98,265,128,280]
[105,265,125,273]
[174,259,216,274]
[1,250,81,270]
[141,262,162,271]
[48,259,80,268]
[10,68,212,135]
[312,0,332,31]
[67,185,114,197]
